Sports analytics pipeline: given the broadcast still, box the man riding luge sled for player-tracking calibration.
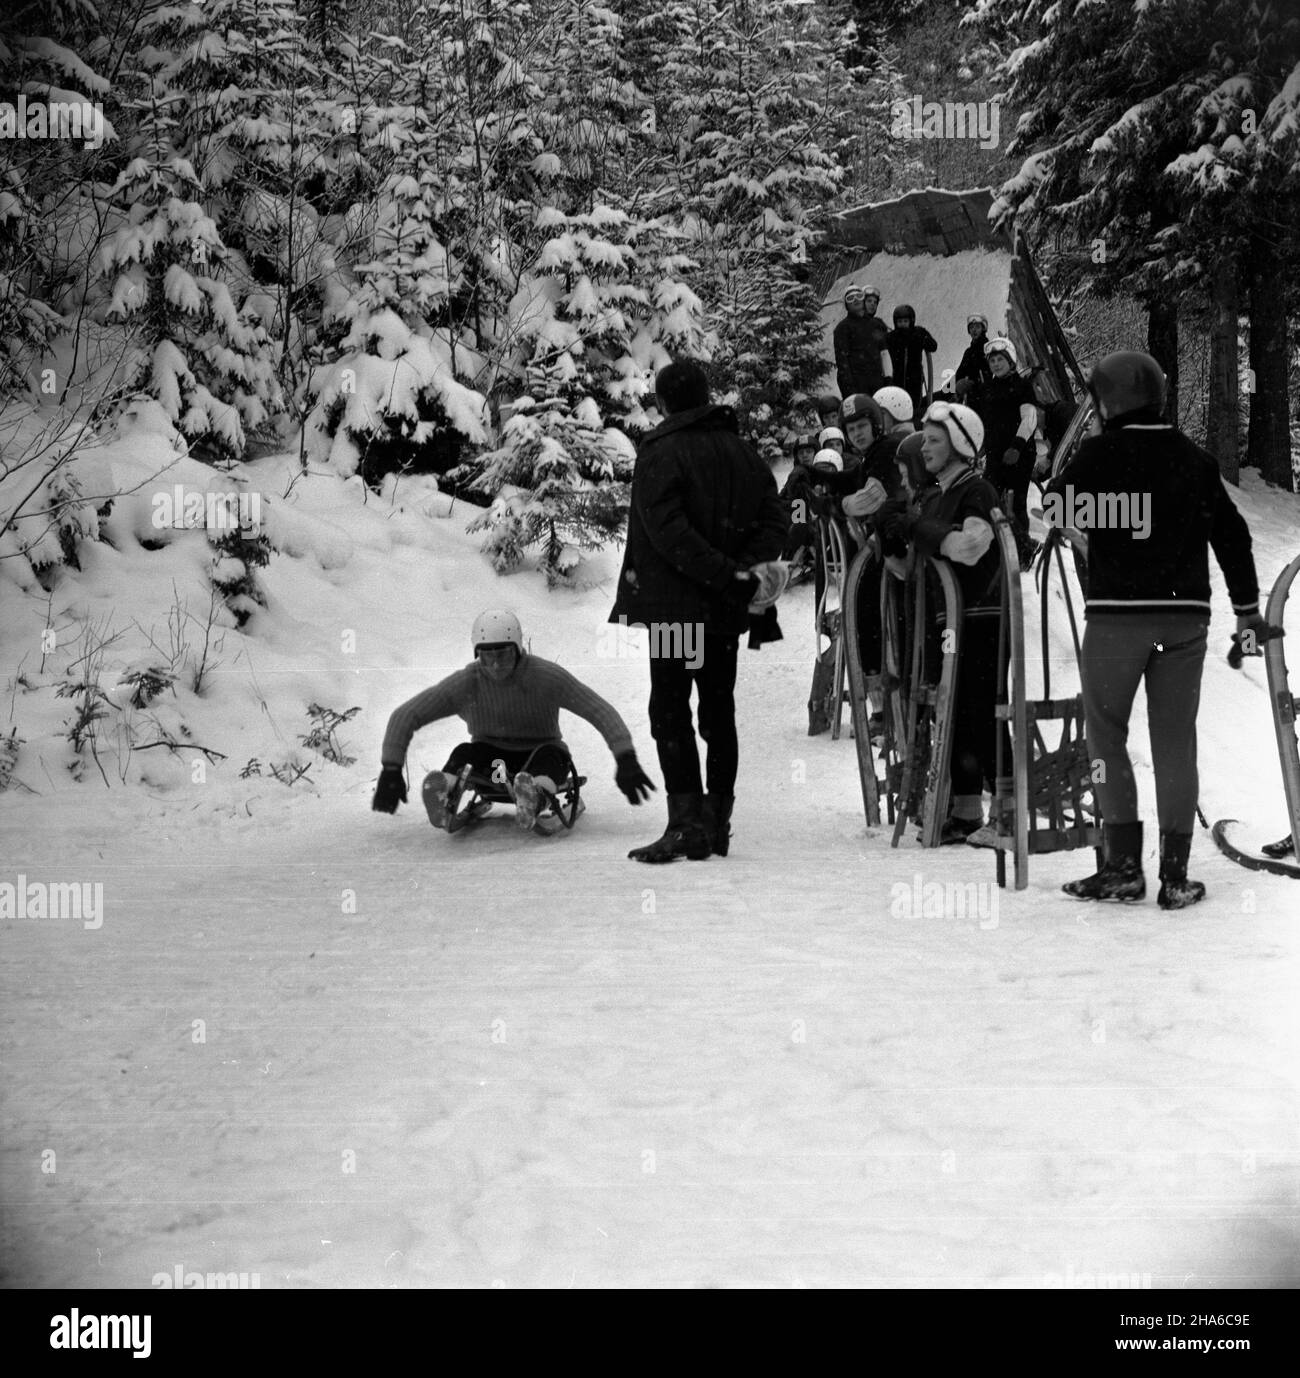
[371,609,655,831]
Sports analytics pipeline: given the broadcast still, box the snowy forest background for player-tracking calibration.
[0,0,1297,775]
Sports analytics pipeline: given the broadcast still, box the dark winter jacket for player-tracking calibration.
[886,324,938,408]
[954,339,992,401]
[610,403,789,636]
[880,464,1003,615]
[1045,424,1259,620]
[976,371,1038,475]
[833,313,891,397]
[840,434,903,503]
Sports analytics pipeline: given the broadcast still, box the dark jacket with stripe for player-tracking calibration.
[610,403,789,636]
[1046,422,1259,620]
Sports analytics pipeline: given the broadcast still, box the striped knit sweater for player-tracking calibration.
[1046,424,1259,620]
[381,654,634,768]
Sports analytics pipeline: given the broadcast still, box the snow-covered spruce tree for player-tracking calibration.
[303,38,489,485]
[99,72,280,462]
[450,3,709,582]
[1163,0,1300,487]
[649,0,844,458]
[977,0,1298,486]
[460,201,705,583]
[0,0,109,399]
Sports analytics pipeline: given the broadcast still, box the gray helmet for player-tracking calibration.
[1088,350,1167,420]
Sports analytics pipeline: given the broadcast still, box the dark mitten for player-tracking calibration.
[371,765,407,813]
[615,750,656,804]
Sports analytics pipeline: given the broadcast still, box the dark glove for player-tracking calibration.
[748,606,783,650]
[1228,617,1284,668]
[372,765,407,813]
[615,750,656,805]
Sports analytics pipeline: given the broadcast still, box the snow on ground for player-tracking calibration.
[820,247,1012,388]
[1,438,1298,1289]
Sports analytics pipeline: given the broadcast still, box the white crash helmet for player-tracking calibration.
[922,401,985,461]
[471,609,523,652]
[817,426,845,447]
[812,448,844,471]
[872,386,914,424]
[984,336,1018,368]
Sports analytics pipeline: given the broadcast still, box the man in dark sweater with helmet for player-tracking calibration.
[371,609,655,830]
[1044,351,1273,909]
[611,360,789,863]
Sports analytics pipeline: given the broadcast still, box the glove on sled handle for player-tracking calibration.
[1228,623,1284,669]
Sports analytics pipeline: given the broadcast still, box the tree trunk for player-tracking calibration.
[1206,266,1240,483]
[1246,232,1294,490]
[1146,295,1179,425]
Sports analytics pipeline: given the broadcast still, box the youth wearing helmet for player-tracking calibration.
[833,284,892,397]
[873,385,914,428]
[921,400,984,461]
[1046,350,1266,909]
[984,337,1018,369]
[812,448,844,472]
[878,402,1005,846]
[976,343,1040,565]
[373,611,654,829]
[840,392,885,435]
[955,317,993,404]
[886,308,939,422]
[793,431,819,465]
[471,608,523,653]
[818,425,846,450]
[1088,350,1168,425]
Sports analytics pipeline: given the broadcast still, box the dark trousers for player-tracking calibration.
[648,634,740,795]
[1080,614,1207,832]
[442,741,572,785]
[991,454,1035,554]
[856,558,884,676]
[950,612,1010,797]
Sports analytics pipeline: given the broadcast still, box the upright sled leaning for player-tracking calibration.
[1212,552,1300,879]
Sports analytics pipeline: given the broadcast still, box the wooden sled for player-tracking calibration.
[891,555,962,848]
[808,514,852,736]
[443,762,586,835]
[988,513,1102,889]
[843,536,884,825]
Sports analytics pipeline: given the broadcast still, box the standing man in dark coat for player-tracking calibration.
[833,284,893,398]
[611,360,789,863]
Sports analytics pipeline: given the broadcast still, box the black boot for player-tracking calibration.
[704,793,735,857]
[1063,821,1146,902]
[629,792,713,863]
[1262,834,1296,859]
[1157,830,1205,910]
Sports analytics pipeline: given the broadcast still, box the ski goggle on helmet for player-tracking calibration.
[922,401,984,461]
